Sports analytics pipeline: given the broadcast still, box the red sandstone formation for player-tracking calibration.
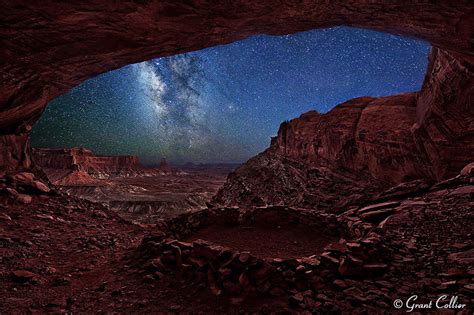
[215,49,473,207]
[158,158,172,174]
[213,89,471,208]
[33,147,143,176]
[1,2,474,313]
[213,152,391,210]
[0,2,473,177]
[1,153,473,313]
[140,169,474,313]
[270,94,425,183]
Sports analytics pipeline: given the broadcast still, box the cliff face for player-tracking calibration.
[214,48,474,208]
[268,49,474,184]
[32,147,143,176]
[270,94,424,183]
[158,158,172,174]
[413,49,474,180]
[0,2,473,172]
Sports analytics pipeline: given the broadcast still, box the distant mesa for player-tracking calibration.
[31,148,181,186]
[158,158,172,174]
[32,147,146,185]
[32,147,143,175]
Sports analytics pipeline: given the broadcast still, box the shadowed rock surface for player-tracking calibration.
[0,2,473,173]
[2,168,471,313]
[33,147,144,178]
[0,1,473,313]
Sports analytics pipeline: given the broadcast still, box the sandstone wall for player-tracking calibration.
[270,48,473,182]
[32,147,142,174]
[0,2,472,177]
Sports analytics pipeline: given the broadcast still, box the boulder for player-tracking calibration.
[16,194,32,204]
[11,270,38,283]
[460,162,474,176]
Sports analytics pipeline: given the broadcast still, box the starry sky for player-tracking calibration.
[30,27,430,165]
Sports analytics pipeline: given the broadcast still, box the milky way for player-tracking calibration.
[30,27,430,165]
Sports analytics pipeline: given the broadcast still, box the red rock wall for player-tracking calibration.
[0,2,472,176]
[0,134,31,171]
[413,49,474,180]
[32,148,142,174]
[269,48,473,182]
[270,93,429,183]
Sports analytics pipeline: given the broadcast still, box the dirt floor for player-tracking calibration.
[184,222,337,259]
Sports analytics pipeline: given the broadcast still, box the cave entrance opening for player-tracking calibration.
[27,27,430,223]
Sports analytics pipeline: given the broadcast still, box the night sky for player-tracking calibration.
[30,27,430,165]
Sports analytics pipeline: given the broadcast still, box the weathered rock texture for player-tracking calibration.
[32,147,142,175]
[270,94,426,182]
[158,158,172,174]
[0,134,31,171]
[215,46,473,207]
[142,170,474,312]
[0,1,473,174]
[213,152,391,210]
[413,48,474,180]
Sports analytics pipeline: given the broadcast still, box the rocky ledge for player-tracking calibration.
[0,165,473,312]
[32,147,144,178]
[139,167,474,312]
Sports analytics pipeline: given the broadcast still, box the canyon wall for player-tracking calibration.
[214,48,473,207]
[0,2,473,181]
[32,147,143,175]
[270,94,424,183]
[269,49,474,183]
[413,49,474,180]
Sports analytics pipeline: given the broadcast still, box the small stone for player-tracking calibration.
[238,271,250,287]
[269,287,285,296]
[12,270,37,283]
[289,292,304,307]
[11,172,35,183]
[359,209,395,222]
[6,187,18,197]
[439,268,466,278]
[36,214,55,220]
[436,280,457,290]
[16,194,32,204]
[375,280,394,289]
[142,274,155,283]
[325,242,347,253]
[282,269,295,279]
[222,280,241,295]
[358,201,400,214]
[0,212,12,221]
[218,267,232,277]
[32,180,50,193]
[451,243,470,250]
[333,279,348,289]
[168,304,182,311]
[296,265,306,274]
[45,266,57,274]
[343,287,366,302]
[460,162,474,175]
[230,297,244,305]
[239,252,250,263]
[253,262,273,281]
[363,263,389,273]
[320,252,339,265]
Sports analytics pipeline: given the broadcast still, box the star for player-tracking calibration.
[30,27,430,165]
